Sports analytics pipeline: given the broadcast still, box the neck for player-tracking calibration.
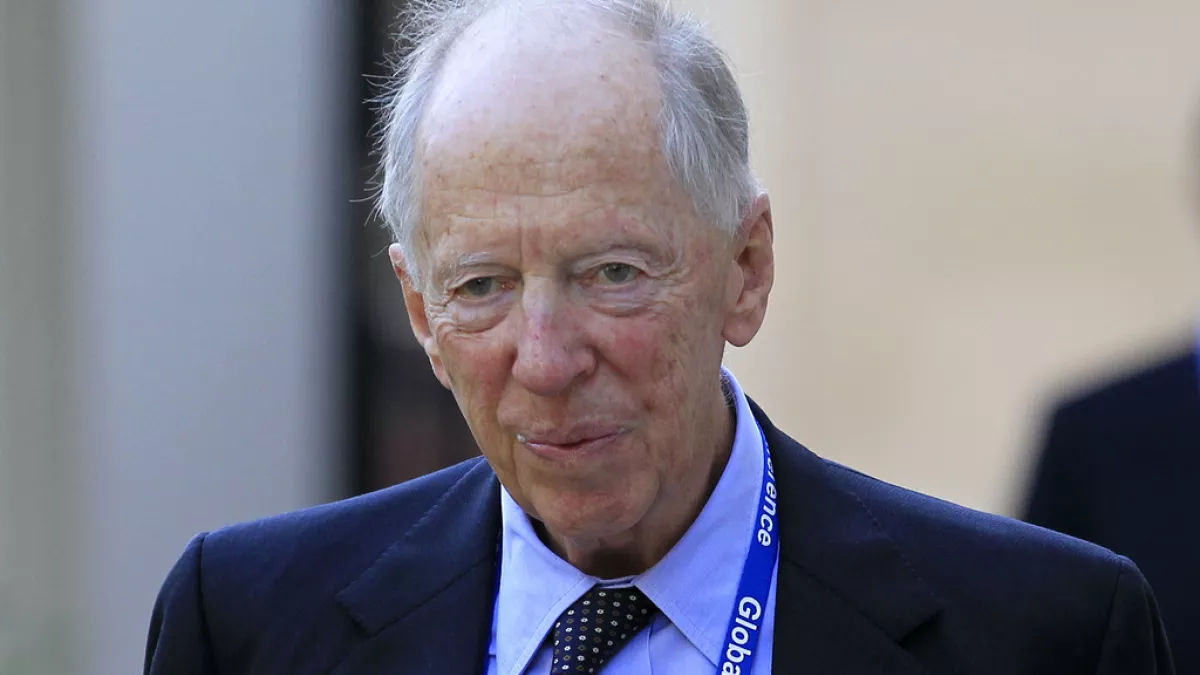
[539,385,736,578]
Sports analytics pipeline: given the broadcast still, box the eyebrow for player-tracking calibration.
[430,233,673,286]
[566,241,659,267]
[434,251,503,287]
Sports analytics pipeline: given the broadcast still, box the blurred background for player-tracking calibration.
[1,0,1198,673]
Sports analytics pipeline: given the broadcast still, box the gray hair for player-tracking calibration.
[376,0,759,287]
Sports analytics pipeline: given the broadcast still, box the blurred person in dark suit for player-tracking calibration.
[145,1,1173,673]
[1025,335,1199,673]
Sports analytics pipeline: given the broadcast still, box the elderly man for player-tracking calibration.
[145,1,1172,673]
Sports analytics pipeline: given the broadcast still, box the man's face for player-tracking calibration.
[394,14,767,546]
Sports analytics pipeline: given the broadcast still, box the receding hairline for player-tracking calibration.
[408,2,684,274]
[418,1,667,154]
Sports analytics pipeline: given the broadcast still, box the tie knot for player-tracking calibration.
[550,587,658,673]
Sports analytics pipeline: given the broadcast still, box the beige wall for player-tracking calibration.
[679,0,1200,514]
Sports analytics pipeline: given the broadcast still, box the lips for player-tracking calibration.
[516,425,627,457]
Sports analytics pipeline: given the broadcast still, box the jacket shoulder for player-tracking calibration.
[827,459,1130,620]
[207,455,487,579]
[167,457,491,669]
[829,462,1173,671]
[205,456,487,554]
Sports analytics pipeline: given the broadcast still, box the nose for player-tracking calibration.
[510,281,595,398]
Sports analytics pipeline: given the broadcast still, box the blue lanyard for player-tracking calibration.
[716,421,779,675]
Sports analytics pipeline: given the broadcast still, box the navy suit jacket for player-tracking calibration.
[147,400,1172,674]
[1025,349,1198,674]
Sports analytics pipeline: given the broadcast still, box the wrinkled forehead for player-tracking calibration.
[418,4,672,203]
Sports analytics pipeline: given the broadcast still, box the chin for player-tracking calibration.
[531,485,651,542]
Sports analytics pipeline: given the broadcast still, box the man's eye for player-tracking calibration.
[458,277,498,298]
[596,263,639,285]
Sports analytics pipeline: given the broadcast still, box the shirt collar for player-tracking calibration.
[490,367,766,673]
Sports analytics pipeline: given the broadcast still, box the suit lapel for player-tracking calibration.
[751,399,939,674]
[330,458,502,675]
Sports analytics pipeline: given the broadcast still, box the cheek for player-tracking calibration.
[438,332,524,478]
[432,322,512,424]
[596,314,668,372]
[596,304,716,403]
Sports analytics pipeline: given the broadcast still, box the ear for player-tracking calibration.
[389,244,452,390]
[722,192,775,347]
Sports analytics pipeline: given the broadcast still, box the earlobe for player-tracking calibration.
[389,244,453,390]
[722,193,775,347]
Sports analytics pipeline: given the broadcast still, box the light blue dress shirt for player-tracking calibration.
[486,367,778,675]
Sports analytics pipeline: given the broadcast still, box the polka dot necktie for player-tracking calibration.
[550,586,658,674]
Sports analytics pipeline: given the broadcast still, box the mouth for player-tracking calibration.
[516,426,627,459]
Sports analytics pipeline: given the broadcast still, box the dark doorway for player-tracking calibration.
[348,0,479,495]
